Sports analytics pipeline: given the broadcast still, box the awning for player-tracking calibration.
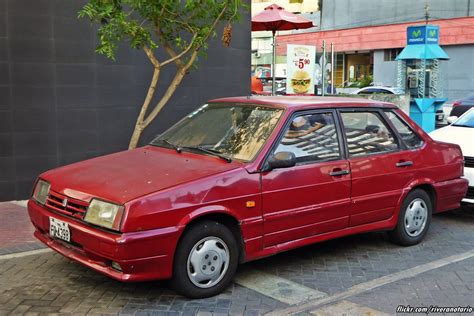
[396,44,449,60]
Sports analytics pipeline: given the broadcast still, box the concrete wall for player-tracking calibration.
[373,50,397,87]
[440,45,474,101]
[321,0,474,30]
[372,45,474,103]
[0,0,251,201]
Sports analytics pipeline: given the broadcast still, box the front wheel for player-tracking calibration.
[171,221,239,298]
[389,189,432,246]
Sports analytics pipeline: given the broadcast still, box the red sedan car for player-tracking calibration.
[28,96,467,298]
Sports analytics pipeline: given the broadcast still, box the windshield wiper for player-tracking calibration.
[156,138,182,153]
[181,146,232,163]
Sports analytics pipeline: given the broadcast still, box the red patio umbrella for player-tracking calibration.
[252,3,315,95]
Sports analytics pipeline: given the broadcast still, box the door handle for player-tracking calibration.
[329,169,350,176]
[396,160,413,167]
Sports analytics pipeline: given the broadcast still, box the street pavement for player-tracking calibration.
[0,202,45,255]
[0,201,473,315]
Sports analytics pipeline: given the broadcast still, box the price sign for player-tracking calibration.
[286,44,316,95]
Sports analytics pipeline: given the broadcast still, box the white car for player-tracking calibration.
[351,86,397,95]
[430,108,474,204]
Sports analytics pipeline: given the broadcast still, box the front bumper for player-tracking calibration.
[28,200,181,282]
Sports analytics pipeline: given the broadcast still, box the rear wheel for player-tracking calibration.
[389,189,432,246]
[171,221,239,298]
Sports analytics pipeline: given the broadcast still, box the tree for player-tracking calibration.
[79,0,246,149]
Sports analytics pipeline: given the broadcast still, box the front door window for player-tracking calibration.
[275,112,341,163]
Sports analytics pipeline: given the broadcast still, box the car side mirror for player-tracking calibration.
[447,116,458,124]
[267,152,296,170]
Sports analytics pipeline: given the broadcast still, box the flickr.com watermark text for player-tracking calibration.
[397,305,473,314]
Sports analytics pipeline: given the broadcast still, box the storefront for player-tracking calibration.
[276,16,474,101]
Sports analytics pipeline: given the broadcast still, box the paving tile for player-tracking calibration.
[0,206,473,315]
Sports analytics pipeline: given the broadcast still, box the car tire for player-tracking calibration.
[171,220,239,298]
[389,189,432,246]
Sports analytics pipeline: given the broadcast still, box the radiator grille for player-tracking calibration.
[45,190,88,219]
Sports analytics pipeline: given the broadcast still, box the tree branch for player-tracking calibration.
[199,6,227,52]
[161,33,197,67]
[184,4,229,70]
[156,27,185,69]
[142,67,186,127]
[142,4,229,128]
[144,46,160,68]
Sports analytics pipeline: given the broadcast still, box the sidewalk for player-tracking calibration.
[0,201,45,255]
[0,202,472,314]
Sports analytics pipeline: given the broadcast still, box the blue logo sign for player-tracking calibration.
[407,25,439,45]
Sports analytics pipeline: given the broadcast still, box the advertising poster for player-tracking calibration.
[286,44,316,95]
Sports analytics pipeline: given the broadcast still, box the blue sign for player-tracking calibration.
[407,25,439,45]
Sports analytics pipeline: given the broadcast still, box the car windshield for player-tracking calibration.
[452,108,474,128]
[151,103,283,162]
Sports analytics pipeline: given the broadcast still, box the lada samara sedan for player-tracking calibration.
[28,96,468,298]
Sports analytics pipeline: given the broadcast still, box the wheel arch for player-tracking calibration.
[412,183,437,211]
[176,209,245,263]
[397,180,437,217]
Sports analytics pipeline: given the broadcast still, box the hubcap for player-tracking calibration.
[187,236,229,288]
[404,198,428,237]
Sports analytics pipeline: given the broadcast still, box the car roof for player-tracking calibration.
[208,96,396,110]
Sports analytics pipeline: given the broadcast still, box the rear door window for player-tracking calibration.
[384,111,424,149]
[340,111,399,157]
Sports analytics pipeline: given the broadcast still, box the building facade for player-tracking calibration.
[254,0,474,101]
[0,0,250,201]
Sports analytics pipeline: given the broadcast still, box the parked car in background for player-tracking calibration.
[28,96,467,298]
[351,86,397,95]
[430,108,474,204]
[452,94,474,108]
[446,95,474,123]
[352,86,447,126]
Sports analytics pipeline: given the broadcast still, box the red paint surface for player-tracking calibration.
[276,17,474,54]
[28,96,468,282]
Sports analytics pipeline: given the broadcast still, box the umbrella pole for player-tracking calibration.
[272,30,276,96]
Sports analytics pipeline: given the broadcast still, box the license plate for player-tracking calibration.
[49,217,71,242]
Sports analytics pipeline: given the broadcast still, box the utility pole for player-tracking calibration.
[424,0,430,24]
[319,0,323,30]
[331,42,334,94]
[322,40,326,96]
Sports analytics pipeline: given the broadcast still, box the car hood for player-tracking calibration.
[41,146,243,204]
[429,125,474,157]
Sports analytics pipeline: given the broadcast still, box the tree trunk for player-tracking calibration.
[142,68,187,128]
[128,67,160,149]
[128,124,144,150]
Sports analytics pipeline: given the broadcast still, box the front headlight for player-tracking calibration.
[84,199,124,231]
[33,179,50,205]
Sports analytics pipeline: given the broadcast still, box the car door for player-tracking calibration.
[338,109,420,227]
[261,110,351,247]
